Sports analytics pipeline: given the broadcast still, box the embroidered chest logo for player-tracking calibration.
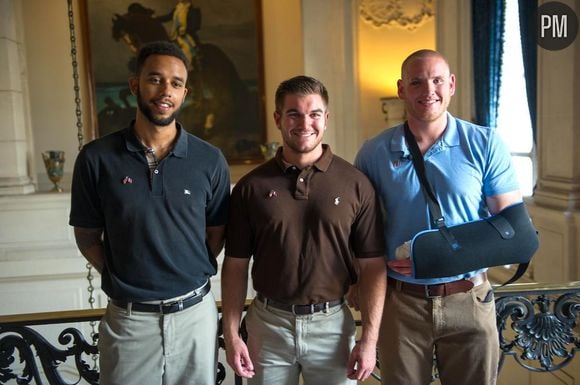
[184,189,191,195]
[122,176,133,184]
[334,197,341,206]
[266,190,278,198]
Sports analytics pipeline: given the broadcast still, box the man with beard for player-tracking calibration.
[222,75,387,385]
[355,50,521,385]
[69,41,230,385]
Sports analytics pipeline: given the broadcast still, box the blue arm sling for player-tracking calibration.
[404,123,539,284]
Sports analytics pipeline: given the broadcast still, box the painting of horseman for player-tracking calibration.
[83,0,266,163]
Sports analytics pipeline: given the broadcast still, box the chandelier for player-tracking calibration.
[360,0,434,30]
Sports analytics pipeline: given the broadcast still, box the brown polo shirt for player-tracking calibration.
[226,145,385,304]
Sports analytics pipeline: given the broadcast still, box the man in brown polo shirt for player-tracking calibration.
[221,75,386,385]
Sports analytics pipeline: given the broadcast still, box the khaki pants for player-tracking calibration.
[246,298,356,385]
[98,292,218,385]
[378,280,499,385]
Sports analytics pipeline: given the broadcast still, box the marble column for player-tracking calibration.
[436,0,474,121]
[0,0,35,195]
[301,0,360,162]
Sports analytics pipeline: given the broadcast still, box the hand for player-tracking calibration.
[225,336,255,378]
[346,340,377,381]
[387,258,413,276]
[346,284,360,310]
[395,240,411,260]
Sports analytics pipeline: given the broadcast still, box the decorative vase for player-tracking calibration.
[260,141,280,161]
[42,150,65,192]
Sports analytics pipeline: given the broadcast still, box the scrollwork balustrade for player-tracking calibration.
[495,282,580,373]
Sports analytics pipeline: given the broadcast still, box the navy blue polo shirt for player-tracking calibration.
[69,122,230,301]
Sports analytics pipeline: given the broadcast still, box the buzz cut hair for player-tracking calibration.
[401,49,451,78]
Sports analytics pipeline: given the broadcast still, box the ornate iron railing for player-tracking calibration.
[494,281,580,373]
[0,310,102,385]
[1,282,579,384]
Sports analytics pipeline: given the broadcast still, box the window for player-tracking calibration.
[496,0,535,197]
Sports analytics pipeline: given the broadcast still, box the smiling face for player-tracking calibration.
[274,93,328,165]
[397,53,455,125]
[130,54,188,127]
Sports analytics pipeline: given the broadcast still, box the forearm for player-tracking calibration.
[206,225,225,258]
[357,257,387,343]
[73,227,105,274]
[486,190,522,214]
[221,257,250,342]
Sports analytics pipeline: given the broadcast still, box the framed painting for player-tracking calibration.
[80,0,266,164]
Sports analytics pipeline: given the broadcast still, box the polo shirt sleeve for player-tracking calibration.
[353,145,370,175]
[225,182,252,258]
[206,151,230,227]
[483,130,520,197]
[69,146,104,228]
[351,176,386,259]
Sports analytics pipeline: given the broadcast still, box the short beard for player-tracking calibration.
[136,90,181,126]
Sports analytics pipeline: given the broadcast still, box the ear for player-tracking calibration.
[449,73,456,97]
[273,111,281,129]
[128,77,138,95]
[182,86,188,102]
[397,79,405,99]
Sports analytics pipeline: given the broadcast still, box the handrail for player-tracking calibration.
[493,280,580,294]
[0,309,104,326]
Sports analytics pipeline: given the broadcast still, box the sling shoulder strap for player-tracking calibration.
[403,123,459,250]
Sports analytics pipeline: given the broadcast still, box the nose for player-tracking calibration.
[295,114,308,128]
[158,80,172,95]
[424,81,436,95]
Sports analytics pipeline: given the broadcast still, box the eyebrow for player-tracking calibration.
[146,71,186,83]
[284,108,325,114]
[408,75,445,81]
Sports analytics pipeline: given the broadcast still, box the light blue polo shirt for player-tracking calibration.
[355,113,520,284]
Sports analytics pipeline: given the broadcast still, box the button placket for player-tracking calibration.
[151,166,163,196]
[294,169,310,198]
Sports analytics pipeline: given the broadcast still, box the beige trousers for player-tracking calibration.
[98,292,218,385]
[378,280,499,385]
[245,298,356,385]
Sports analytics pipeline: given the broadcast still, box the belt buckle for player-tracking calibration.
[193,282,205,297]
[424,285,438,299]
[291,304,315,315]
[160,298,185,314]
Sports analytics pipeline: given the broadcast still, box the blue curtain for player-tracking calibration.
[518,0,537,142]
[472,0,505,128]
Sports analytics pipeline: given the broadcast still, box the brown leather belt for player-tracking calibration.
[388,272,487,298]
[257,293,343,315]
